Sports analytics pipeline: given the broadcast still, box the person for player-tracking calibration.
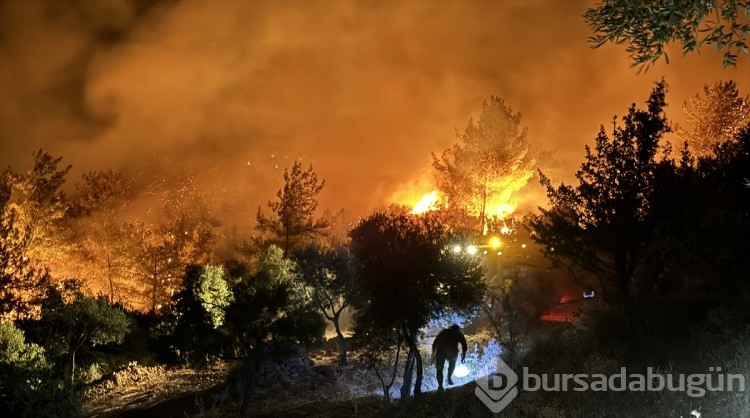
[431,324,467,391]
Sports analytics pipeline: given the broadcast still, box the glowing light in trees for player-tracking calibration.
[411,190,440,214]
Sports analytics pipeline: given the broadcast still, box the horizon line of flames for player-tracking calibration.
[407,189,518,220]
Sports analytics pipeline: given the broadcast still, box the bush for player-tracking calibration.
[0,321,82,418]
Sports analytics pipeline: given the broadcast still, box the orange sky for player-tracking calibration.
[1,0,748,225]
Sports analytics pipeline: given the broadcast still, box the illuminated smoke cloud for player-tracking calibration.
[1,0,747,223]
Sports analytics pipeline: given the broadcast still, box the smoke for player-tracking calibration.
[1,0,748,224]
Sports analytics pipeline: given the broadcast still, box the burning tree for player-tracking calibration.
[128,222,184,312]
[4,150,72,278]
[68,169,134,305]
[432,96,536,233]
[678,80,750,157]
[126,173,217,312]
[0,170,50,320]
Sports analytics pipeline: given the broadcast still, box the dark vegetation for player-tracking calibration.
[584,0,750,68]
[1,78,748,418]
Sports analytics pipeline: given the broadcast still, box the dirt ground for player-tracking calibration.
[83,332,497,418]
[84,361,230,418]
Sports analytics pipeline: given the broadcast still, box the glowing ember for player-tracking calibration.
[453,363,470,378]
[411,190,440,214]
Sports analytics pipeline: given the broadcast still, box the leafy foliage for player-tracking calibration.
[32,283,132,382]
[0,321,82,418]
[349,210,486,397]
[584,0,750,68]
[0,151,71,315]
[223,245,325,359]
[350,211,485,331]
[257,244,297,284]
[167,265,233,363]
[193,265,234,329]
[256,162,329,255]
[294,244,354,365]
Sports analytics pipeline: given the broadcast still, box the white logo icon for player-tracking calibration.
[475,358,519,412]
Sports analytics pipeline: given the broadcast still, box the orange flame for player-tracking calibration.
[411,190,440,214]
[488,202,517,219]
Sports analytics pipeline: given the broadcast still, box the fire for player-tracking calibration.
[403,190,519,218]
[389,166,526,219]
[411,190,440,214]
[488,202,517,219]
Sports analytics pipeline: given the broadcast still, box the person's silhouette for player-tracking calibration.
[431,324,467,391]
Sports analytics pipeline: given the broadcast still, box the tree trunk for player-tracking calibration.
[284,229,290,257]
[71,349,77,384]
[414,346,424,397]
[107,255,114,304]
[405,330,423,397]
[400,349,415,400]
[333,313,347,366]
[479,181,488,233]
[151,255,158,312]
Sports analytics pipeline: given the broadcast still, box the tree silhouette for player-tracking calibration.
[530,81,671,321]
[256,162,329,255]
[585,0,750,68]
[646,125,750,293]
[349,210,485,398]
[294,244,354,365]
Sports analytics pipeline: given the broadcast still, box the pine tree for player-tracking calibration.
[256,162,328,255]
